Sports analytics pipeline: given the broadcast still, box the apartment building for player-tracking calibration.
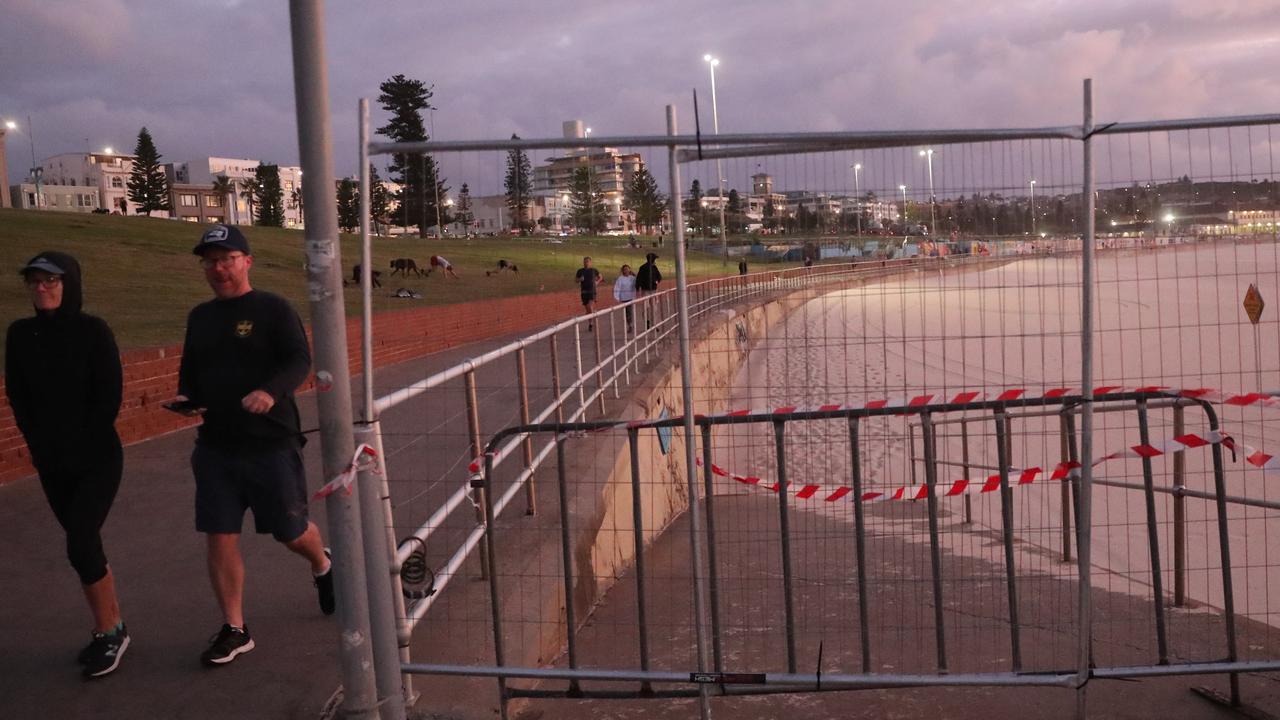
[39,151,135,214]
[531,120,640,230]
[170,157,304,227]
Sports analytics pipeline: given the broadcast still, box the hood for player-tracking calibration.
[26,250,84,317]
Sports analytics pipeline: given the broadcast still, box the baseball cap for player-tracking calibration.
[645,252,658,261]
[192,224,251,256]
[19,255,66,276]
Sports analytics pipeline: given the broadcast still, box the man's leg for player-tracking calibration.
[207,533,245,628]
[284,521,329,574]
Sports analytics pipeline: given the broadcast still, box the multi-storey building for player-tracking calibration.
[169,184,228,224]
[531,120,641,230]
[40,151,135,214]
[170,157,305,227]
[9,182,98,212]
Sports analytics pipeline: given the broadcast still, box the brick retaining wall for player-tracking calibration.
[0,290,601,485]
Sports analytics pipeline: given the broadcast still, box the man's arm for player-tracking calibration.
[176,309,200,405]
[257,299,312,404]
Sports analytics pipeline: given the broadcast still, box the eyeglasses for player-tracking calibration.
[24,276,62,288]
[199,254,246,269]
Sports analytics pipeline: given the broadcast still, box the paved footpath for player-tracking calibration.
[0,326,557,720]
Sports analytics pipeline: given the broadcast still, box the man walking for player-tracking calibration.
[574,256,603,330]
[635,252,663,329]
[176,225,334,667]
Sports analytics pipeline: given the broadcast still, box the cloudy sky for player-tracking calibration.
[4,0,1279,191]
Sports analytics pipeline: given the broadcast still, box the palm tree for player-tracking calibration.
[211,175,236,223]
[238,177,258,225]
[290,186,304,227]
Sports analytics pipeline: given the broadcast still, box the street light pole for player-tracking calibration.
[704,54,727,264]
[899,184,908,246]
[8,116,43,207]
[852,163,862,236]
[1029,179,1037,237]
[919,149,935,235]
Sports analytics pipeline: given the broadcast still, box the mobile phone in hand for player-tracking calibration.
[162,399,205,416]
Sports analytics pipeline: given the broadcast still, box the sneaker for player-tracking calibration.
[81,624,130,679]
[200,624,254,666]
[315,549,335,615]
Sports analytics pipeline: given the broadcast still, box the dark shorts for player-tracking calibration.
[192,443,309,542]
[580,291,597,307]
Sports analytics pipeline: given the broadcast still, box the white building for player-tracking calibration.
[39,151,136,214]
[531,120,640,230]
[9,182,98,212]
[171,157,305,227]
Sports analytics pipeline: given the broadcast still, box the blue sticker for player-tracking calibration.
[656,407,672,455]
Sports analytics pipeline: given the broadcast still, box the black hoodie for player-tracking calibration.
[5,251,123,473]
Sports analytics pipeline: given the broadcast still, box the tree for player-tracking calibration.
[505,134,533,232]
[127,127,171,215]
[253,163,286,227]
[238,176,259,225]
[569,167,606,233]
[369,164,393,232]
[377,74,449,238]
[727,188,741,213]
[211,174,236,223]
[623,165,666,233]
[336,178,359,232]
[762,199,778,231]
[454,183,474,235]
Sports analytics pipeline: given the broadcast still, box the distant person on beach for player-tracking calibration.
[738,259,749,275]
[6,251,130,678]
[613,264,637,332]
[176,225,334,667]
[427,255,460,279]
[575,256,603,330]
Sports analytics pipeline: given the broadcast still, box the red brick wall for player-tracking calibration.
[0,290,601,485]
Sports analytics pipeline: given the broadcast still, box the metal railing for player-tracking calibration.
[399,390,1264,718]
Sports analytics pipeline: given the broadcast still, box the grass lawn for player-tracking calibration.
[0,209,777,352]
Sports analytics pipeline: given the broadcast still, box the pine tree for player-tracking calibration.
[336,178,359,232]
[623,165,666,233]
[369,164,392,229]
[253,163,286,227]
[727,188,741,213]
[377,74,449,238]
[454,183,474,234]
[569,167,607,233]
[127,127,171,215]
[505,135,533,233]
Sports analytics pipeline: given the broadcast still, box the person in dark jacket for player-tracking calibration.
[5,251,130,679]
[635,253,663,329]
[175,225,334,667]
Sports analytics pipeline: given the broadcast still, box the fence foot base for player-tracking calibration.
[1191,686,1272,720]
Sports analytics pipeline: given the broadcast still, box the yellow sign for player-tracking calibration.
[1244,284,1265,325]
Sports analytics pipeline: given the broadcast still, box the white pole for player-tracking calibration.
[706,55,727,263]
[1030,179,1037,236]
[852,163,862,236]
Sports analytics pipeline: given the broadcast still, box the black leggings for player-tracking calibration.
[38,444,123,585]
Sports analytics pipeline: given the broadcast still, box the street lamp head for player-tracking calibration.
[899,185,906,191]
[853,163,861,170]
[4,120,15,130]
[704,53,712,62]
[104,147,113,155]
[1030,179,1036,186]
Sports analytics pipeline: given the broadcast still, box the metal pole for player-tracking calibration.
[919,413,948,673]
[464,370,489,579]
[359,99,376,420]
[667,104,714,720]
[708,60,728,264]
[1206,407,1240,704]
[516,348,537,515]
[550,335,565,424]
[370,423,416,706]
[772,421,798,673]
[594,320,606,414]
[700,424,725,673]
[1076,77,1097,716]
[1059,412,1072,563]
[286,3,378,718]
[354,424,408,720]
[573,325,586,411]
[554,438,583,696]
[848,418,872,673]
[1135,400,1169,664]
[628,430,654,694]
[481,453,510,719]
[993,411,1023,672]
[960,420,973,524]
[1172,405,1186,607]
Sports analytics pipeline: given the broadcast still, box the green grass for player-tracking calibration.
[0,209,767,352]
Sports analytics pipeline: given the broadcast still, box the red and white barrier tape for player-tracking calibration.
[696,429,1236,505]
[313,443,380,500]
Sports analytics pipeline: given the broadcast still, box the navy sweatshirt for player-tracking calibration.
[178,289,311,451]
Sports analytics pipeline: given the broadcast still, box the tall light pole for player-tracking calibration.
[704,54,728,263]
[1029,179,1037,237]
[919,148,935,235]
[6,117,41,207]
[851,162,862,235]
[899,184,908,246]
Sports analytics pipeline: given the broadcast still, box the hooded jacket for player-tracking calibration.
[5,251,123,473]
